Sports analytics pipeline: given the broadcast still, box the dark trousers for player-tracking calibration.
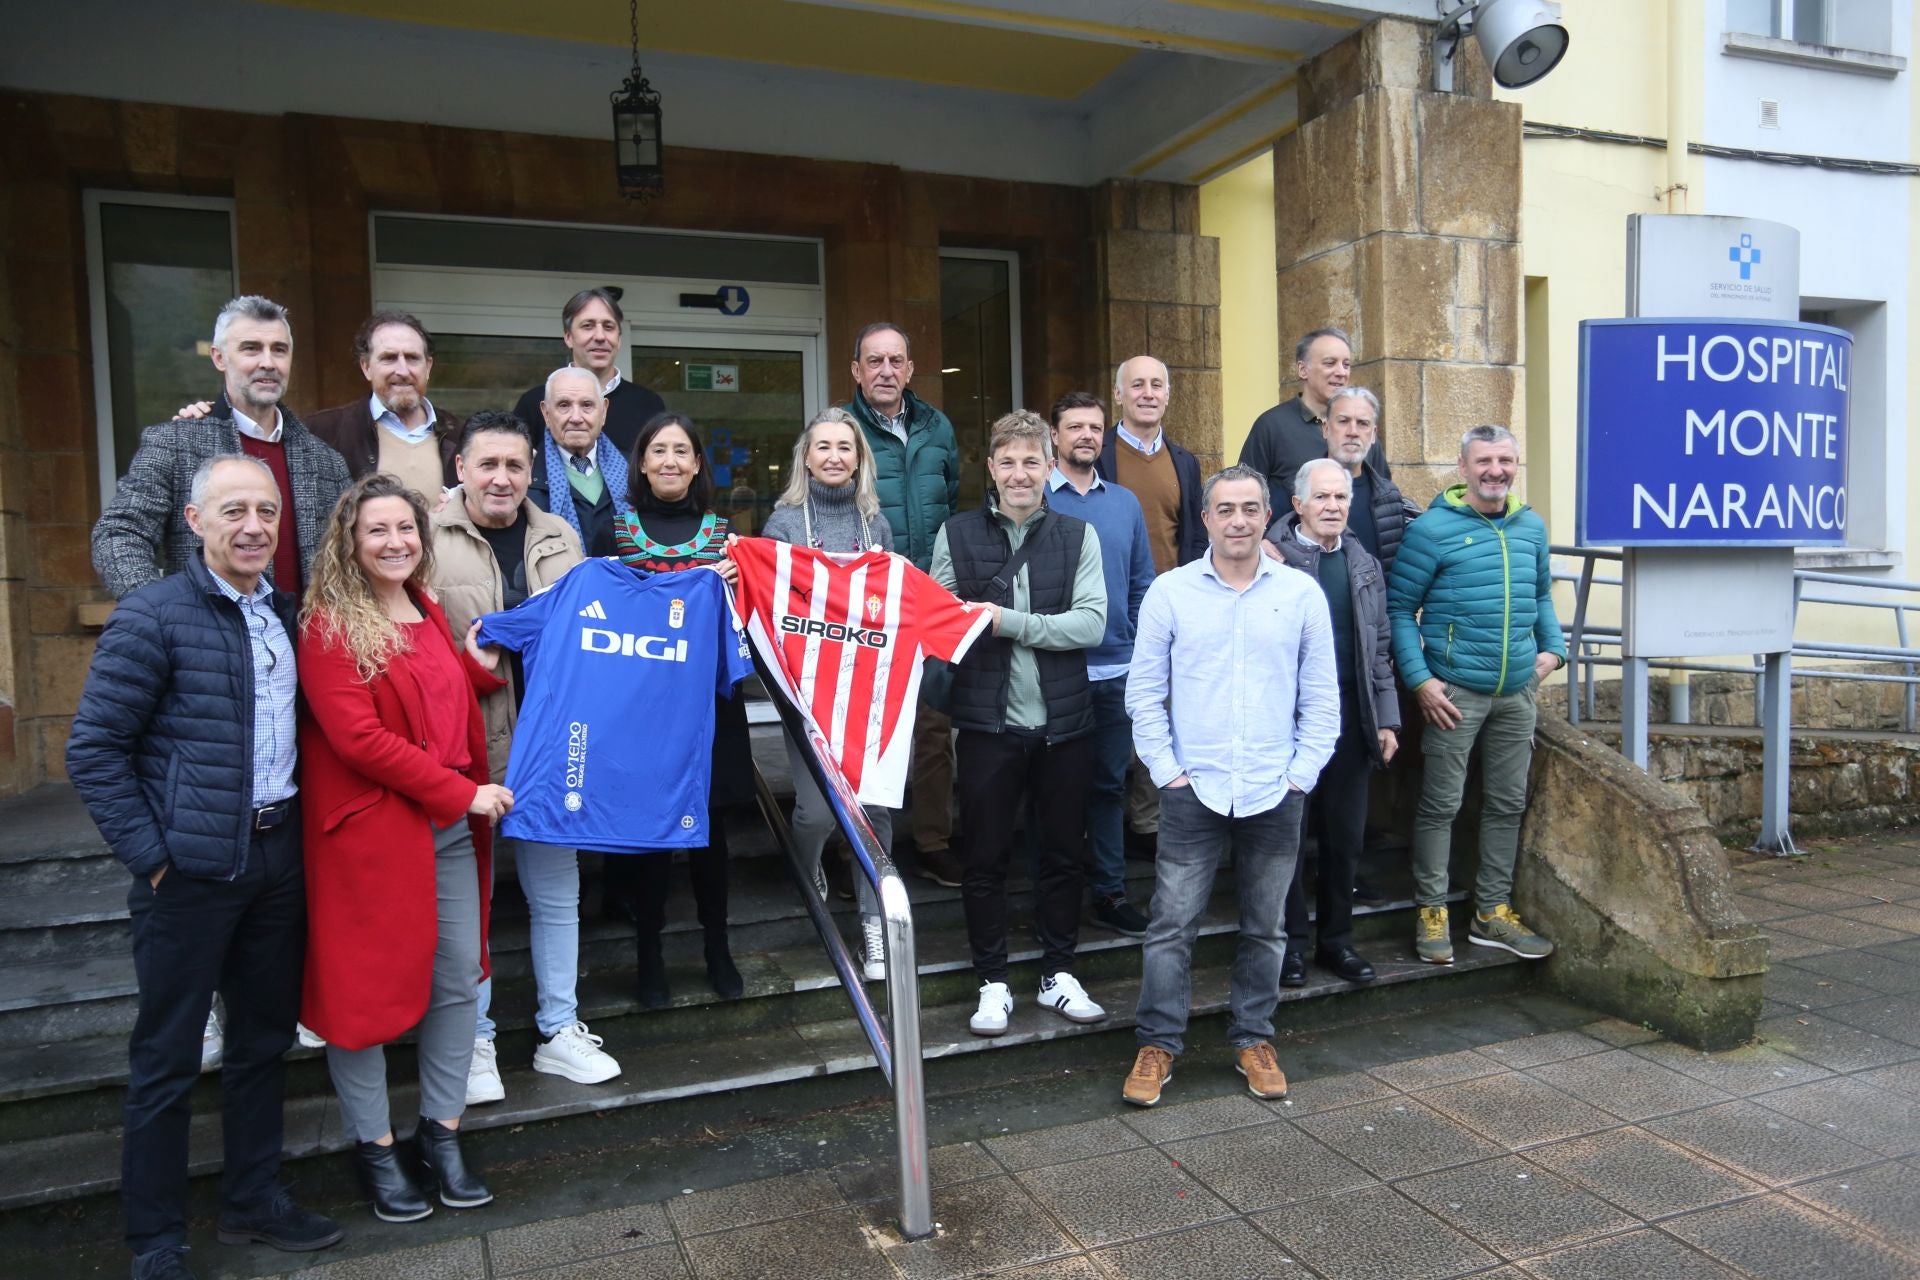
[123,817,304,1255]
[1285,705,1371,953]
[956,728,1093,984]
[622,811,731,939]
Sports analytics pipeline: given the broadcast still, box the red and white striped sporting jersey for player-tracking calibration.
[731,537,990,808]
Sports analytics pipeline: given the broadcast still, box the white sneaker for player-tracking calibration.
[201,1008,223,1073]
[861,917,887,982]
[1037,972,1106,1024]
[295,1022,326,1049]
[533,1021,622,1085]
[466,1036,505,1105]
[970,981,1013,1036]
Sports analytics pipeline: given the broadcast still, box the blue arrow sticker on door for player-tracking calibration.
[717,286,751,316]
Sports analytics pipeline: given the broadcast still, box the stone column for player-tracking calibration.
[1272,19,1523,504]
[1094,179,1224,471]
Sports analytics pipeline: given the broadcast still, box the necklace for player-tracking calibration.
[802,492,874,551]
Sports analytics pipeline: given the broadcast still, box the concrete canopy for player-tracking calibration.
[1,0,1432,185]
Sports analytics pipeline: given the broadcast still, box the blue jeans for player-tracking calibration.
[1136,786,1304,1056]
[1086,677,1134,899]
[475,838,581,1040]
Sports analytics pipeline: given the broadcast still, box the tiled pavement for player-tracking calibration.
[59,835,1920,1278]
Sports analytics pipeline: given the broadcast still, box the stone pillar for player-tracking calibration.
[1272,19,1523,504]
[1094,179,1224,471]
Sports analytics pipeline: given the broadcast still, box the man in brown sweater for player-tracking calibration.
[1094,354,1207,853]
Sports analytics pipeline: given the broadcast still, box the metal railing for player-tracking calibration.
[746,658,932,1240]
[1554,547,1920,734]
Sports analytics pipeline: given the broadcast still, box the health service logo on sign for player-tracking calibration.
[1577,317,1851,548]
[1728,234,1761,281]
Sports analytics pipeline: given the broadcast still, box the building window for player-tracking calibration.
[1727,0,1894,53]
[84,193,237,502]
[939,250,1023,512]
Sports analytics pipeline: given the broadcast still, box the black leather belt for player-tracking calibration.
[252,799,294,831]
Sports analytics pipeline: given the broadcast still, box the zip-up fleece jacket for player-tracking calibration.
[1387,485,1566,697]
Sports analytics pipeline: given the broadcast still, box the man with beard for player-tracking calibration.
[1044,392,1154,937]
[302,313,463,495]
[92,295,351,600]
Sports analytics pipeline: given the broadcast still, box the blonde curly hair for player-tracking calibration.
[301,473,437,683]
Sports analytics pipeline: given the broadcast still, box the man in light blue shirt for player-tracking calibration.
[1045,391,1155,936]
[1121,465,1340,1108]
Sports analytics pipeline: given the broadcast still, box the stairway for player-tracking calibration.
[0,758,1529,1214]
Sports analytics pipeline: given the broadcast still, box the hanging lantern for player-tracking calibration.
[611,0,663,201]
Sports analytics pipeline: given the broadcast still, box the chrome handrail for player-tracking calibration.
[746,655,932,1240]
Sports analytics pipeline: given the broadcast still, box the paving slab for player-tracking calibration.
[486,1201,675,1276]
[1783,1160,1920,1253]
[1751,1074,1920,1158]
[858,1175,1078,1280]
[1261,1068,1401,1117]
[1414,1072,1617,1149]
[1253,1183,1498,1280]
[1091,1217,1310,1280]
[1662,1193,1920,1280]
[1470,1029,1611,1071]
[1517,1228,1746,1279]
[1397,1154,1641,1258]
[982,1115,1145,1172]
[680,1206,891,1280]
[1292,1096,1506,1181]
[665,1168,845,1237]
[1755,1009,1920,1072]
[1623,1038,1835,1096]
[1791,948,1920,994]
[1524,1049,1734,1122]
[1014,1146,1232,1248]
[1763,961,1882,1009]
[1116,1092,1277,1144]
[1643,1099,1880,1187]
[1163,1121,1375,1214]
[1366,1047,1509,1093]
[1521,1125,1767,1220]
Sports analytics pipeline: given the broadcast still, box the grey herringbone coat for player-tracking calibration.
[90,398,352,599]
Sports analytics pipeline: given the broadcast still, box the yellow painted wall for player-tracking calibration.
[1199,151,1279,465]
[1497,0,1700,548]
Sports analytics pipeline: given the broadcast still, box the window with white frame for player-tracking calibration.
[1726,0,1892,53]
[84,192,237,503]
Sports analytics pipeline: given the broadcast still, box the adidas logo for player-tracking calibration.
[577,600,609,620]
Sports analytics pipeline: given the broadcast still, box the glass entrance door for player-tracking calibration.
[419,326,818,539]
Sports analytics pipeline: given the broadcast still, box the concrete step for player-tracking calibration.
[0,941,1528,1210]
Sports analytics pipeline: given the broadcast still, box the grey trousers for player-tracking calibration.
[326,820,482,1142]
[784,734,887,919]
[1411,678,1540,911]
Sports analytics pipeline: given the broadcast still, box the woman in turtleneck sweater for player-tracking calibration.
[759,408,896,981]
[608,412,747,1007]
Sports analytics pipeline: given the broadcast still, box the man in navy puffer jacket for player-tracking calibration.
[1387,425,1567,970]
[69,455,339,1280]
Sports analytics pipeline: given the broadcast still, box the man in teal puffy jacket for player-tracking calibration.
[842,322,966,886]
[1387,425,1567,967]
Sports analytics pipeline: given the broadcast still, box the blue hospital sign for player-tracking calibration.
[1577,317,1851,547]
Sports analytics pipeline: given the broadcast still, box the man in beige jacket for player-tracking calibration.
[430,409,619,1104]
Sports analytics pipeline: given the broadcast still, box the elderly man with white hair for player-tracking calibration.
[525,365,631,557]
[1265,457,1402,988]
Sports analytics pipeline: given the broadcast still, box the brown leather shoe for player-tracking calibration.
[1235,1041,1289,1100]
[1122,1045,1175,1107]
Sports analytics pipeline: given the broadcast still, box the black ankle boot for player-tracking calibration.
[354,1139,432,1223]
[705,930,743,999]
[637,934,671,1009]
[412,1118,492,1209]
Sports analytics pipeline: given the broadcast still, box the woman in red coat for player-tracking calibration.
[298,473,512,1224]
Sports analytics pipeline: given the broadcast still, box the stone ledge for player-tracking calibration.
[1516,716,1764,1050]
[1720,31,1906,78]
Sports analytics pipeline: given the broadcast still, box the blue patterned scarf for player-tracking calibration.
[542,430,634,539]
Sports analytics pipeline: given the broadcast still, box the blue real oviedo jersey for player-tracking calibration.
[476,559,752,852]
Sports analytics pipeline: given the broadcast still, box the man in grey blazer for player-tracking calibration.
[91,295,352,600]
